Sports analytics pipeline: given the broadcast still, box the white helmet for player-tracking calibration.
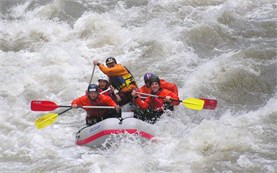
[98,75,109,82]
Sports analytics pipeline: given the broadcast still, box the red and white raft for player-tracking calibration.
[75,112,156,148]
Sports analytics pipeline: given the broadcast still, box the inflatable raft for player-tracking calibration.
[75,112,156,148]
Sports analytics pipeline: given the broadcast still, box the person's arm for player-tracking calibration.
[171,84,178,97]
[99,64,127,76]
[161,80,179,96]
[93,60,126,75]
[137,85,151,100]
[164,90,180,106]
[71,95,88,108]
[108,86,119,103]
[132,89,149,109]
[134,96,150,110]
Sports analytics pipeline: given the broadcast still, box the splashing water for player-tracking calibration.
[0,0,276,172]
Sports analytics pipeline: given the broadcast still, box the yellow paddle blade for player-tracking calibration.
[35,113,58,129]
[182,98,205,110]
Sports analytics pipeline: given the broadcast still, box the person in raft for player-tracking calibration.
[137,73,179,99]
[97,74,117,103]
[71,84,121,126]
[93,57,138,106]
[131,76,180,124]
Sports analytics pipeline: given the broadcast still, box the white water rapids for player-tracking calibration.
[0,0,276,172]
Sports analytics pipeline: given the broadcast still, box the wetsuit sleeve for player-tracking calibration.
[99,64,127,76]
[134,96,150,110]
[171,84,178,97]
[167,91,180,106]
[71,95,87,105]
[161,80,179,96]
[137,85,151,94]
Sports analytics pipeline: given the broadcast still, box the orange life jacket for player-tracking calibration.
[99,64,138,92]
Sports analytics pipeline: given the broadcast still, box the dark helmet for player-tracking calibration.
[149,76,160,85]
[105,57,117,66]
[143,73,155,82]
[87,84,99,93]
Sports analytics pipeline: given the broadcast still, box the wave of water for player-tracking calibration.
[0,0,276,172]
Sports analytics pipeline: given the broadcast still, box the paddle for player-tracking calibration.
[35,108,72,129]
[100,87,111,94]
[136,92,216,110]
[89,64,96,84]
[200,98,217,110]
[31,100,116,111]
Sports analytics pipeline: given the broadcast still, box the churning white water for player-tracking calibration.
[0,0,276,172]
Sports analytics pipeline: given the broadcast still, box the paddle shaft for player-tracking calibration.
[136,92,180,102]
[59,108,72,115]
[100,87,111,94]
[58,105,115,109]
[136,92,217,110]
[31,100,116,111]
[136,92,205,110]
[89,64,96,84]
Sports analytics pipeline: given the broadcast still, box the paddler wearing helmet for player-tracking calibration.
[97,74,118,103]
[98,74,110,93]
[131,76,180,124]
[138,72,179,98]
[71,84,120,126]
[93,57,138,106]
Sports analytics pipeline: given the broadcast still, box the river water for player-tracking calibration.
[0,0,276,172]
